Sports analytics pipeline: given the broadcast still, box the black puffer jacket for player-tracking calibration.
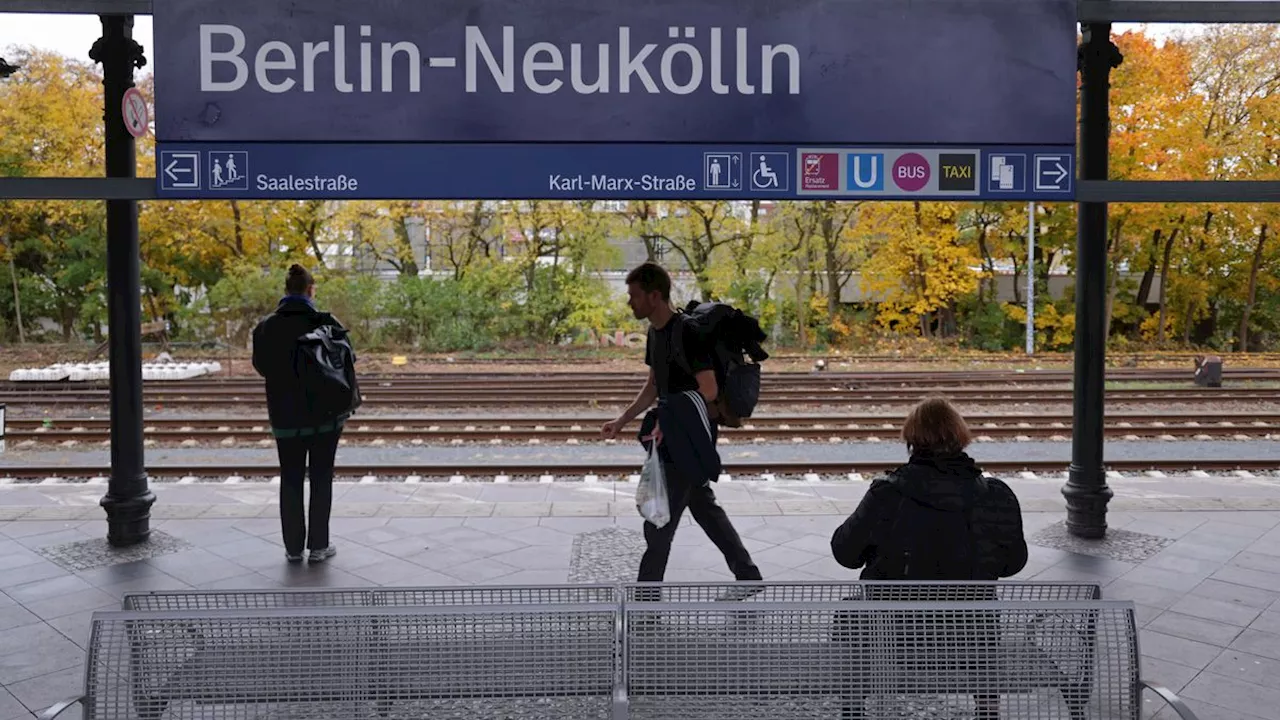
[251,297,349,431]
[830,452,1027,580]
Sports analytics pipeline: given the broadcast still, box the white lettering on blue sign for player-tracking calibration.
[199,24,800,96]
[256,174,360,192]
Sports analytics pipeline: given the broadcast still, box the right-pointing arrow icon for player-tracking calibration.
[1034,155,1072,192]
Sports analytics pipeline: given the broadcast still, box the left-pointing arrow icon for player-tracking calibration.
[164,159,191,182]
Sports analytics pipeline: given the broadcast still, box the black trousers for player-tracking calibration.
[637,461,761,583]
[275,429,342,554]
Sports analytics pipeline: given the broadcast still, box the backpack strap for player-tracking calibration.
[669,311,693,376]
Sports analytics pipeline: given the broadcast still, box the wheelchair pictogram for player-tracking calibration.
[749,152,789,192]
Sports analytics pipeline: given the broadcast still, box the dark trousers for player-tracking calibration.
[637,461,761,582]
[275,429,342,554]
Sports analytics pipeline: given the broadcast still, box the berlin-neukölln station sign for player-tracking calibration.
[152,0,1077,201]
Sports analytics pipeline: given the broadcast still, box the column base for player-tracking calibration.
[101,486,156,547]
[1061,465,1114,539]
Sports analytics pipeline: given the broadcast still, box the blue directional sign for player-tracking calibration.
[154,143,1075,201]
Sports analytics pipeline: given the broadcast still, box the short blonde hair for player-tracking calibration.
[901,397,972,455]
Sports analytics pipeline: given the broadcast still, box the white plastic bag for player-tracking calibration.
[636,444,671,528]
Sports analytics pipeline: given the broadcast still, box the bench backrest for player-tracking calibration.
[87,604,622,720]
[122,581,1100,612]
[625,600,1140,720]
[121,583,621,611]
[623,580,1103,602]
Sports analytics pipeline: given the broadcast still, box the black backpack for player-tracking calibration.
[295,320,362,422]
[874,483,977,581]
[672,300,769,428]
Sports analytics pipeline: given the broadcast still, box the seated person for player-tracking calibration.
[830,397,1028,720]
[831,396,1028,580]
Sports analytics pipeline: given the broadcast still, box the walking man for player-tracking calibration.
[252,264,351,563]
[602,262,762,589]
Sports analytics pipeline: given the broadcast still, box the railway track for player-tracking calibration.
[3,366,1277,392]
[7,412,1279,443]
[2,458,1278,481]
[14,411,1280,431]
[3,387,1279,408]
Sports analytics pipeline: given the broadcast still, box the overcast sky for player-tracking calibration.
[0,13,1200,68]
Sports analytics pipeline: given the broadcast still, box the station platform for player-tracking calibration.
[2,475,1279,720]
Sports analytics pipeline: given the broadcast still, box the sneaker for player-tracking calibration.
[286,552,304,563]
[308,545,337,563]
[717,582,765,602]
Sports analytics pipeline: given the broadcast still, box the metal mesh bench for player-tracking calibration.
[624,599,1197,720]
[47,604,624,720]
[42,584,1196,720]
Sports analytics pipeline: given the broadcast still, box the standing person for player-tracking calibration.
[252,264,352,564]
[601,262,762,590]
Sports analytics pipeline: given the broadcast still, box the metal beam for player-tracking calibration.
[1079,180,1280,203]
[0,177,155,200]
[0,0,150,13]
[1079,0,1280,23]
[7,0,1280,22]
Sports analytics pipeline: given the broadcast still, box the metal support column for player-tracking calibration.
[1062,23,1122,539]
[90,15,154,546]
[1026,202,1036,355]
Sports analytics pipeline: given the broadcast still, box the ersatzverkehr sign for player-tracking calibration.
[153,0,1079,200]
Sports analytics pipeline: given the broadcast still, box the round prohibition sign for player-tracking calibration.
[122,87,149,138]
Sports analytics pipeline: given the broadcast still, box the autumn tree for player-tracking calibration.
[861,202,980,337]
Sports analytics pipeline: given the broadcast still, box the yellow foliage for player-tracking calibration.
[1003,303,1076,351]
[861,203,980,334]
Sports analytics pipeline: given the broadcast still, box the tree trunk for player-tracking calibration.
[823,213,840,322]
[308,222,326,267]
[1155,227,1180,344]
[5,235,24,343]
[1104,254,1118,345]
[394,216,420,276]
[975,224,995,304]
[1009,250,1022,306]
[230,200,244,256]
[796,243,811,347]
[1240,223,1268,352]
[1135,228,1160,307]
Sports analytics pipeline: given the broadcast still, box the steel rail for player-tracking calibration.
[2,389,1278,407]
[13,410,1280,431]
[2,458,1278,480]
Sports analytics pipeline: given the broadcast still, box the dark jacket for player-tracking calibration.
[637,390,721,486]
[251,297,352,432]
[830,452,1028,581]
